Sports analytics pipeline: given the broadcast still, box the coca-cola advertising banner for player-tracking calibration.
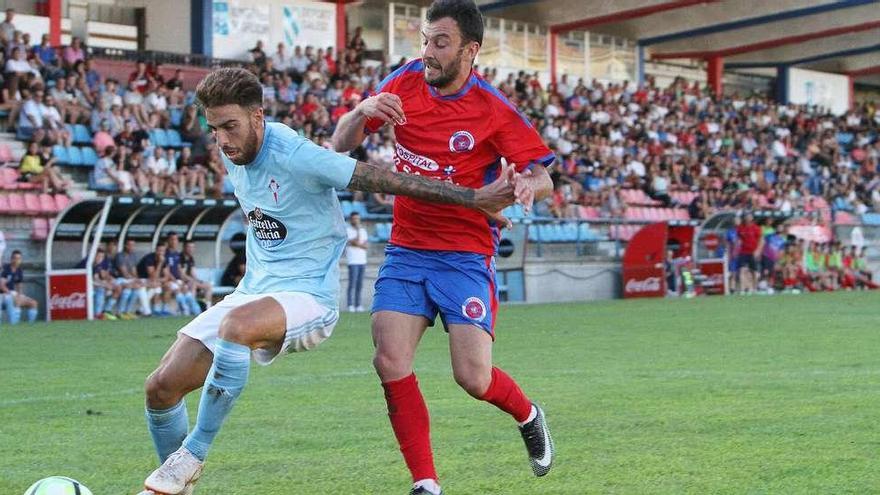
[48,272,88,320]
[623,268,665,298]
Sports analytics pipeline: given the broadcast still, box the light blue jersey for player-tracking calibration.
[224,122,356,309]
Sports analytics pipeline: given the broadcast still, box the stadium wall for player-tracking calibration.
[116,0,192,54]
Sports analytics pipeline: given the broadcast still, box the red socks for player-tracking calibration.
[382,368,532,484]
[480,367,533,423]
[382,373,437,483]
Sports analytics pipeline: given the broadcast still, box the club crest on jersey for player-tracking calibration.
[462,296,487,322]
[268,178,280,204]
[449,130,475,153]
[247,207,287,249]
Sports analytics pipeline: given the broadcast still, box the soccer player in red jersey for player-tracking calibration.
[333,1,555,493]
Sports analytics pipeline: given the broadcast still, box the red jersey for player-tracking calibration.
[365,59,554,255]
[737,223,762,253]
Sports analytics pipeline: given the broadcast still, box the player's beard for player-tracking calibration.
[424,49,464,89]
[229,122,261,165]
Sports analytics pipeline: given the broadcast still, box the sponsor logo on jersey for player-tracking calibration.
[395,143,440,172]
[449,130,475,153]
[247,207,288,249]
[462,296,487,322]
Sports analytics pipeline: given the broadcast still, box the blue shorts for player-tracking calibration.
[372,245,498,337]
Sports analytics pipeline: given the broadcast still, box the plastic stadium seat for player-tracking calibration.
[351,201,368,217]
[166,129,186,148]
[23,193,41,215]
[74,124,91,144]
[65,146,83,166]
[340,200,354,218]
[39,193,57,214]
[31,217,49,240]
[53,194,71,212]
[561,222,578,241]
[7,193,26,214]
[0,143,13,164]
[578,206,600,219]
[150,129,170,148]
[80,146,98,167]
[861,213,880,226]
[53,145,68,165]
[0,194,10,213]
[1,167,18,189]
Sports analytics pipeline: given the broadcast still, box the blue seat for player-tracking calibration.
[352,201,368,217]
[80,146,98,167]
[150,129,169,148]
[862,213,880,226]
[66,146,83,166]
[578,223,601,241]
[73,124,91,144]
[52,145,68,164]
[537,224,552,242]
[340,200,354,218]
[528,224,539,241]
[561,223,578,241]
[166,129,185,148]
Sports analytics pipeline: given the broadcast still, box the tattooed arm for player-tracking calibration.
[347,161,516,224]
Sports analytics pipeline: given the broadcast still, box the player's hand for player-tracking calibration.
[475,163,517,229]
[513,167,536,215]
[356,93,406,126]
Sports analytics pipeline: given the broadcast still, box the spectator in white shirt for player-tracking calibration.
[291,46,309,74]
[271,42,290,73]
[345,212,368,312]
[18,89,46,143]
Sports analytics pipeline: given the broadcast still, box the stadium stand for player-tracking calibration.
[0,0,873,320]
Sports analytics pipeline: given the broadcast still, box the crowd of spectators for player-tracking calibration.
[1,9,878,220]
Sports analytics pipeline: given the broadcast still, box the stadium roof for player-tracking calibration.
[469,0,880,85]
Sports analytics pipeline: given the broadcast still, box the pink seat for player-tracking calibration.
[834,211,857,225]
[0,144,13,164]
[39,193,57,214]
[31,217,49,240]
[0,167,18,189]
[7,193,25,214]
[54,194,71,211]
[578,206,599,219]
[23,193,41,215]
[0,194,10,213]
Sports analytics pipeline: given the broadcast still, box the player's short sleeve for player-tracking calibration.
[490,100,555,172]
[294,138,357,191]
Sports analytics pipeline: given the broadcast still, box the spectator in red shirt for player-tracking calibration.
[736,212,764,294]
[128,60,151,94]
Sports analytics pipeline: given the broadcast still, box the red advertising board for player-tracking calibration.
[622,223,667,298]
[47,272,88,320]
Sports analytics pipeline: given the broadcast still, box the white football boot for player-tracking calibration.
[142,447,203,494]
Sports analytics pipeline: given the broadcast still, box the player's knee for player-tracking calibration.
[145,369,182,408]
[372,350,409,380]
[453,368,491,398]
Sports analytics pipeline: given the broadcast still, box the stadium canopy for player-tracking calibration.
[472,0,880,95]
[45,196,242,321]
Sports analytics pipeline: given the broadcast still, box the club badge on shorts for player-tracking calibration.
[462,296,487,322]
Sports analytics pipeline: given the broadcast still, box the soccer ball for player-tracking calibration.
[24,477,94,495]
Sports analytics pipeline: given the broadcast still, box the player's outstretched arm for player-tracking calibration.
[348,161,516,226]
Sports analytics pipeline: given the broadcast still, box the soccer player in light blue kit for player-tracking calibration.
[138,68,518,495]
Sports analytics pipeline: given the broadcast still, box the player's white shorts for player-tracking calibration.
[179,291,339,366]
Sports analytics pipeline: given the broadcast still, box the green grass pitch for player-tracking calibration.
[1,291,878,494]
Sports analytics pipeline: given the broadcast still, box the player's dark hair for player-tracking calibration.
[426,0,483,46]
[11,249,21,256]
[195,68,263,110]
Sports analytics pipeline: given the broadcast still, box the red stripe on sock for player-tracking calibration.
[382,373,437,483]
[480,367,532,423]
